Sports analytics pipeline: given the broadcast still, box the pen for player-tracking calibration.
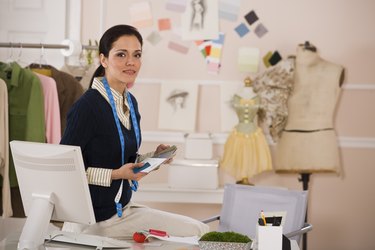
[261,210,267,226]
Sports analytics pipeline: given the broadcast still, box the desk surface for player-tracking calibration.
[0,218,300,250]
[1,232,200,250]
[1,234,300,250]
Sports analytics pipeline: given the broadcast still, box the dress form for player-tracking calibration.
[275,44,345,173]
[220,77,272,184]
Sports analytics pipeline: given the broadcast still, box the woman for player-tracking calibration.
[60,24,208,238]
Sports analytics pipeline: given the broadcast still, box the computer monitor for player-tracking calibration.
[10,140,96,250]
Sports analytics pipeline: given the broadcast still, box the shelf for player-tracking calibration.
[132,183,224,204]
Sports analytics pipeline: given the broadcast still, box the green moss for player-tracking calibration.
[199,231,252,243]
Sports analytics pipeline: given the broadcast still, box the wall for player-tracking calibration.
[80,1,375,250]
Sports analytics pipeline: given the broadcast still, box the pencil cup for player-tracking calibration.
[256,225,282,250]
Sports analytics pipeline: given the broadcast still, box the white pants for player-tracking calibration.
[62,202,209,238]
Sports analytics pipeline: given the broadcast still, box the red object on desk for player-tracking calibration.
[133,232,147,243]
[149,229,168,237]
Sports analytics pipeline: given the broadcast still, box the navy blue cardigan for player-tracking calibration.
[60,89,141,222]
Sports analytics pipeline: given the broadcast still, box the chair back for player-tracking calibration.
[218,184,308,243]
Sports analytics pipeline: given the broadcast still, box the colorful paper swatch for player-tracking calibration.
[168,36,190,54]
[129,2,153,28]
[254,23,268,38]
[206,33,225,74]
[244,10,258,26]
[147,31,162,46]
[166,0,187,13]
[158,18,172,31]
[219,0,241,21]
[263,51,273,68]
[269,51,282,65]
[238,47,260,73]
[235,23,250,37]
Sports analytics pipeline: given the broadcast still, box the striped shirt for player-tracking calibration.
[86,77,131,187]
[92,77,131,129]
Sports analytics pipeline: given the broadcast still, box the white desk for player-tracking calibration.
[1,218,300,250]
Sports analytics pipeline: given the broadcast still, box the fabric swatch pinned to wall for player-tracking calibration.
[219,0,242,22]
[195,40,211,59]
[206,32,225,74]
[146,31,162,46]
[254,23,268,38]
[269,51,282,66]
[263,51,273,68]
[263,50,282,67]
[129,1,153,28]
[244,10,259,26]
[238,47,260,73]
[158,18,172,31]
[235,23,250,38]
[166,0,187,13]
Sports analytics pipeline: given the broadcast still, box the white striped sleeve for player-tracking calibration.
[86,167,112,187]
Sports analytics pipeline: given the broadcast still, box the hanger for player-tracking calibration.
[5,42,14,64]
[29,44,52,76]
[15,43,28,67]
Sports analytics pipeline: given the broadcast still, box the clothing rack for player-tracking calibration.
[0,42,97,50]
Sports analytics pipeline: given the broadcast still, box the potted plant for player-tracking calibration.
[199,231,253,250]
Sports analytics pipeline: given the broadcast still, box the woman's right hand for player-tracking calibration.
[111,162,147,181]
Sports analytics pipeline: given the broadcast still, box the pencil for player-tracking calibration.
[261,210,267,226]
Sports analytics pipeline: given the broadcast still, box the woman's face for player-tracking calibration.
[100,35,142,89]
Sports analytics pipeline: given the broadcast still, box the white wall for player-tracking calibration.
[79,1,375,250]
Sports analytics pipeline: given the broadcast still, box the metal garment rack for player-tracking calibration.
[0,42,97,50]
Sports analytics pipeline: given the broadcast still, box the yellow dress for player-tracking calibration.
[220,95,273,181]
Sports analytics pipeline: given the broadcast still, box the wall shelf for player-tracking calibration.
[132,183,224,204]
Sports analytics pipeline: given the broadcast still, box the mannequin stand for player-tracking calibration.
[298,173,311,250]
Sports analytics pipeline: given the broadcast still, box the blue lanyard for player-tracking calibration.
[102,77,140,216]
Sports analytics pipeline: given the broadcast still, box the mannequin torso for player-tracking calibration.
[275,44,345,173]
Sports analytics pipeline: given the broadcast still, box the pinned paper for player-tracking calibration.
[269,51,282,66]
[158,18,172,31]
[181,0,219,40]
[263,51,273,68]
[219,0,241,22]
[254,23,268,38]
[207,61,221,74]
[235,23,250,38]
[166,0,187,13]
[238,47,260,73]
[195,40,211,58]
[147,31,162,46]
[168,41,190,54]
[206,33,225,74]
[168,35,190,54]
[129,2,153,28]
[244,10,259,26]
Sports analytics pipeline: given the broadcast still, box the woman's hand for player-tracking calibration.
[155,144,175,164]
[111,162,147,181]
[154,144,170,155]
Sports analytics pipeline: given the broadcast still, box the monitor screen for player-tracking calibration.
[10,140,96,249]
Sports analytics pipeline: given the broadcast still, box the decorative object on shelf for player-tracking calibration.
[220,77,273,184]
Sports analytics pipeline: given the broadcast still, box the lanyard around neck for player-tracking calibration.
[102,77,140,216]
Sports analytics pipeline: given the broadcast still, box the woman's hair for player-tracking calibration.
[90,24,143,86]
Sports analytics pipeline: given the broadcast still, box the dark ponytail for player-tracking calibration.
[89,65,105,88]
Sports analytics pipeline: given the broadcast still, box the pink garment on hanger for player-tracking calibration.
[34,72,61,144]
